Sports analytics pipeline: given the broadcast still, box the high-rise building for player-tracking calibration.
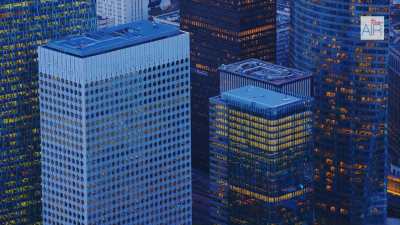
[389,0,400,172]
[97,0,148,26]
[181,0,276,173]
[388,0,400,218]
[0,1,96,224]
[276,0,290,66]
[209,86,313,225]
[291,1,389,224]
[38,21,192,225]
[181,2,276,224]
[219,59,312,97]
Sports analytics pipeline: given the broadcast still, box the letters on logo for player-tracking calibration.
[361,16,385,41]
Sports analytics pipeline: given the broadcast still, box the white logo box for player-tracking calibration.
[361,16,385,41]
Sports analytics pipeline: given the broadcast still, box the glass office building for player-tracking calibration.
[209,86,313,225]
[390,0,400,170]
[291,1,389,224]
[181,0,276,173]
[0,1,95,224]
[388,0,400,217]
[39,21,192,225]
[276,1,290,66]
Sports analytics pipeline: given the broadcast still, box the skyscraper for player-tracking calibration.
[0,1,96,224]
[219,59,312,97]
[388,0,400,217]
[276,0,290,66]
[181,0,276,173]
[389,0,400,173]
[181,2,276,224]
[291,1,389,224]
[97,0,149,26]
[38,21,192,225]
[209,86,313,225]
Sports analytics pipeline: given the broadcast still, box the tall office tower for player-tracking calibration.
[276,0,290,66]
[291,1,389,224]
[0,1,96,224]
[181,2,276,224]
[209,86,313,225]
[97,0,148,26]
[181,0,276,173]
[38,21,192,225]
[219,59,312,97]
[388,0,400,217]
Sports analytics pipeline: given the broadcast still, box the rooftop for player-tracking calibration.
[221,86,301,109]
[153,10,180,26]
[219,58,311,86]
[44,20,182,57]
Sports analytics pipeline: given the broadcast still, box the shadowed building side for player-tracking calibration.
[291,1,389,224]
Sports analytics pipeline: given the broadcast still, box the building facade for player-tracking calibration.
[389,0,400,172]
[181,0,276,173]
[276,1,290,66]
[97,0,148,26]
[291,1,389,224]
[219,59,312,97]
[0,1,96,224]
[39,21,192,225]
[388,0,400,217]
[209,86,313,225]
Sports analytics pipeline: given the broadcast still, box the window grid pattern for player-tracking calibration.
[290,1,389,224]
[209,94,313,225]
[40,59,192,225]
[0,1,96,224]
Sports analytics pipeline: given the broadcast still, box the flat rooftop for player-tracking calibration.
[222,86,301,109]
[44,20,182,58]
[153,10,180,25]
[219,58,311,86]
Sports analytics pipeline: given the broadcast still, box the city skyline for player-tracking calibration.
[0,0,400,225]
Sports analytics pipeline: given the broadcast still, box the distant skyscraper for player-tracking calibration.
[276,0,290,66]
[389,0,400,172]
[97,0,148,26]
[0,1,96,224]
[219,59,312,97]
[209,86,313,225]
[39,21,192,225]
[181,0,276,173]
[388,0,400,218]
[291,1,389,224]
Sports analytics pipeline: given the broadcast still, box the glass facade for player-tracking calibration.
[0,1,96,224]
[276,0,290,67]
[209,86,313,225]
[389,0,400,169]
[291,1,389,224]
[180,0,276,173]
[39,21,192,225]
[388,0,400,218]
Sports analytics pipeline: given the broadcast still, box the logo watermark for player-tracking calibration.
[361,16,384,40]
